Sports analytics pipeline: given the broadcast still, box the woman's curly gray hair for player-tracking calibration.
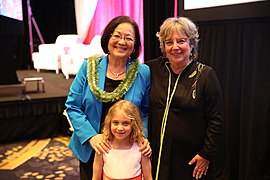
[157,17,199,59]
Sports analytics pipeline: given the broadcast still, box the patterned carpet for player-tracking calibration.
[0,136,79,180]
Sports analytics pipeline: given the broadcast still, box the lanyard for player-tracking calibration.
[155,62,181,180]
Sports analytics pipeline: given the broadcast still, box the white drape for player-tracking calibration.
[74,0,144,62]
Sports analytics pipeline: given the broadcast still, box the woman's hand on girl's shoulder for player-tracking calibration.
[139,138,152,158]
[89,134,111,154]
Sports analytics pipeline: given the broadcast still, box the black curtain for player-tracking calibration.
[198,17,270,180]
[29,0,77,44]
[0,16,23,84]
[144,1,270,179]
[19,0,77,69]
[144,0,174,60]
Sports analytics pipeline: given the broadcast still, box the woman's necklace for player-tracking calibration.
[155,61,181,180]
[108,67,126,78]
[87,56,139,103]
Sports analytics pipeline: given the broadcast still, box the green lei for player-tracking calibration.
[87,56,139,103]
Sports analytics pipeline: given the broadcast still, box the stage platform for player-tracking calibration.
[0,70,75,143]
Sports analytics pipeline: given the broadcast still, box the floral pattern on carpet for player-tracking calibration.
[0,136,79,180]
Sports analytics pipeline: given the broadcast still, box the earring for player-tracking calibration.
[132,49,135,53]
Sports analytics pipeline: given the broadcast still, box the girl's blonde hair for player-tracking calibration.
[157,17,199,59]
[102,100,144,143]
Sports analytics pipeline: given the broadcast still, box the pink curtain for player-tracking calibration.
[174,0,178,17]
[76,0,144,61]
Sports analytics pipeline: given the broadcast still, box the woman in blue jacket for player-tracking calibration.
[65,16,151,180]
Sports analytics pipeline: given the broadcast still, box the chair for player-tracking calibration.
[61,35,104,79]
[61,44,89,79]
[32,34,83,74]
[32,43,60,74]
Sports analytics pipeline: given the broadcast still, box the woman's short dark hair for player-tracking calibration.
[101,16,141,59]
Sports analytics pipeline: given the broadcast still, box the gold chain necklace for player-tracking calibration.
[108,67,126,78]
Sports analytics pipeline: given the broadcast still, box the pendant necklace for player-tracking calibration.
[108,67,126,78]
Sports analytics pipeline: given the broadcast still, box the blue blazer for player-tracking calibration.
[65,56,150,163]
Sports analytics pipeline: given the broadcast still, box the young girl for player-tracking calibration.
[92,100,152,180]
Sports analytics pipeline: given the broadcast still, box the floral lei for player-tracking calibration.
[87,56,139,103]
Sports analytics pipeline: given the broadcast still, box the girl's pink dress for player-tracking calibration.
[102,143,142,180]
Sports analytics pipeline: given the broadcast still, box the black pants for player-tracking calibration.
[79,152,95,180]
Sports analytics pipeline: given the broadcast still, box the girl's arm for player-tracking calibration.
[92,152,103,180]
[141,154,153,180]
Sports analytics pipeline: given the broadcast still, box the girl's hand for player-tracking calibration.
[139,138,152,158]
[189,154,210,179]
[89,134,111,154]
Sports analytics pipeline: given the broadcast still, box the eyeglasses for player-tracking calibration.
[165,38,188,47]
[111,33,135,43]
